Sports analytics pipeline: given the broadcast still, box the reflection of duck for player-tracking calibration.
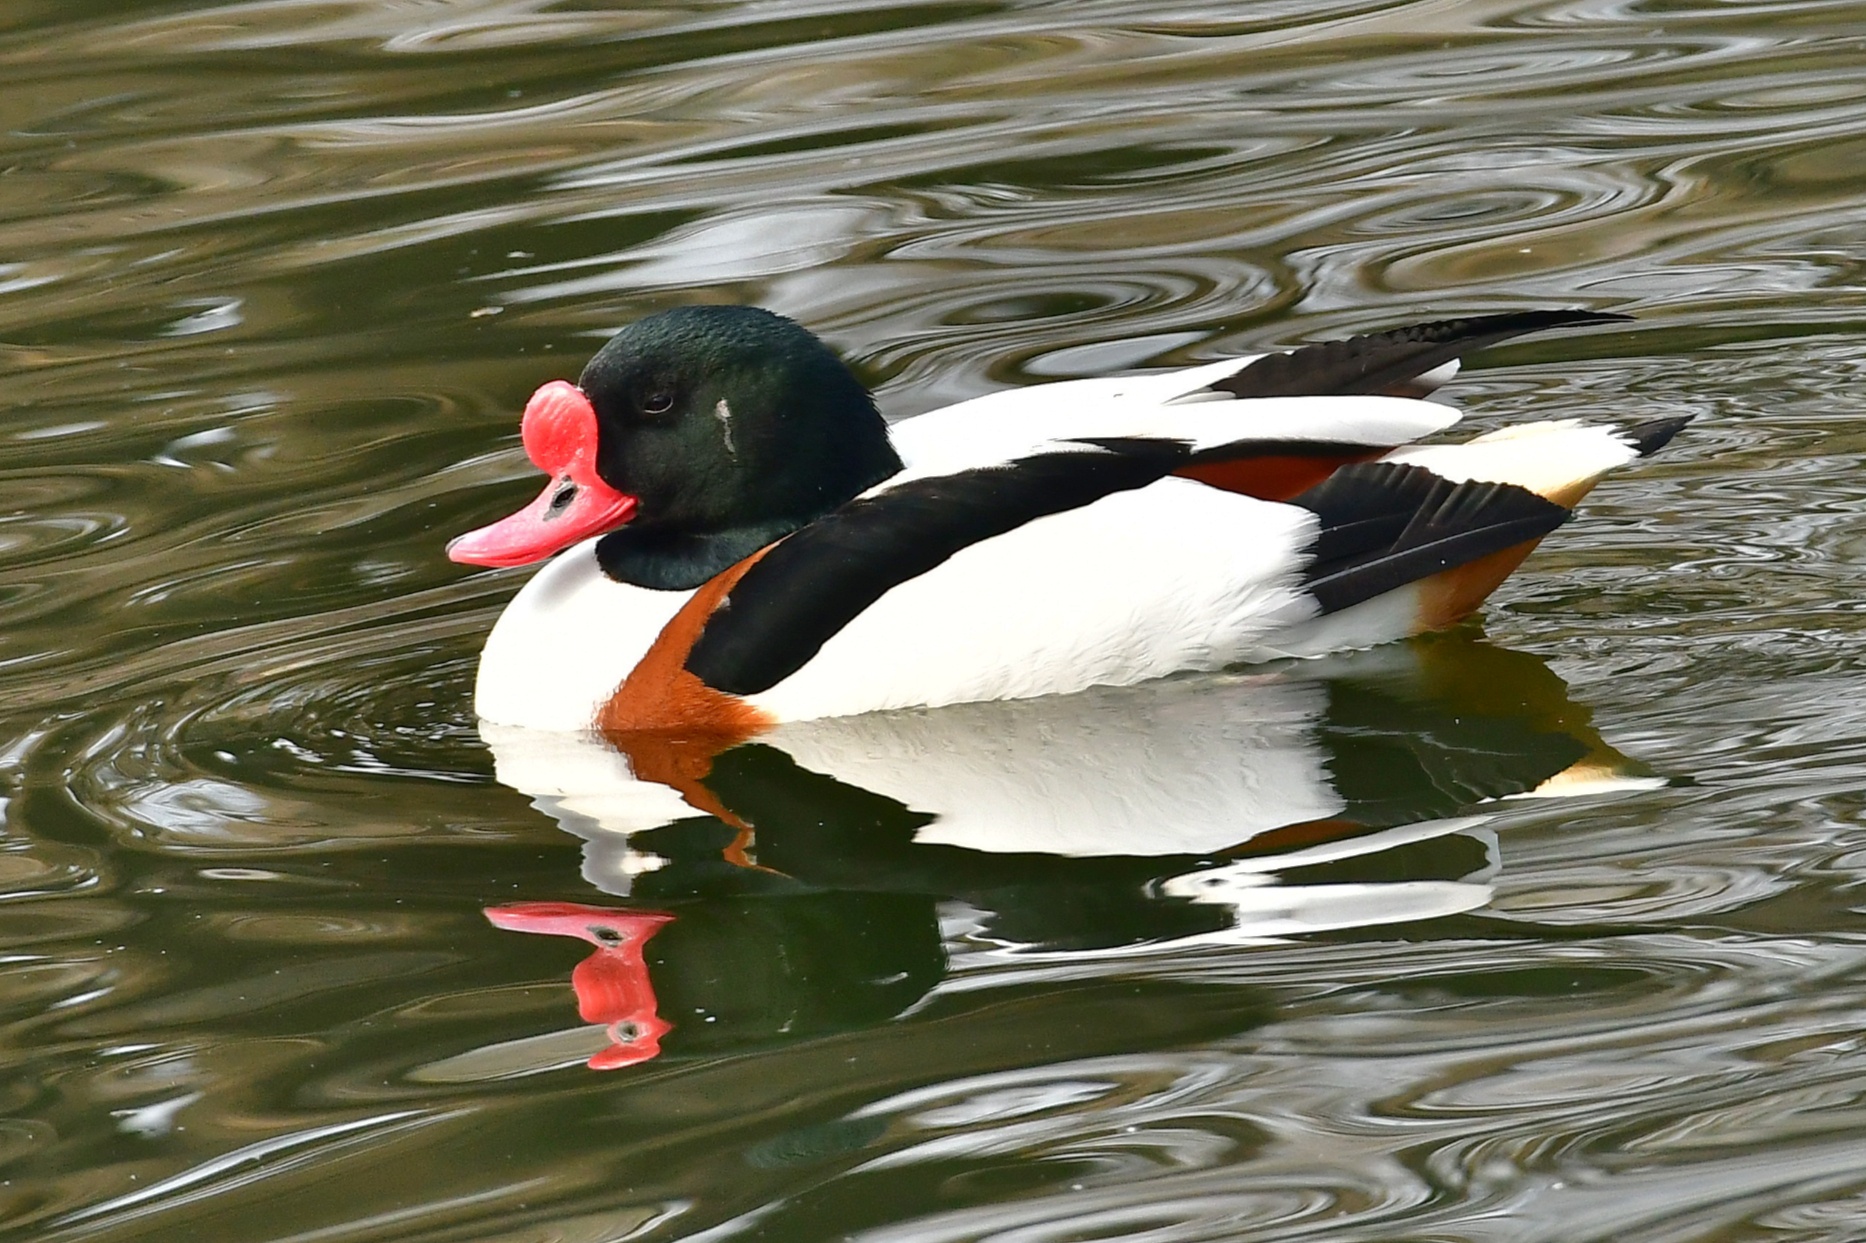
[482,639,1660,1068]
[448,306,1684,732]
[489,636,1654,877]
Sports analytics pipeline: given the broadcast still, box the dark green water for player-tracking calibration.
[4,2,1866,1240]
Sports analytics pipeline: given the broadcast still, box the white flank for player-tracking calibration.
[1379,418,1639,501]
[473,539,692,730]
[747,478,1321,721]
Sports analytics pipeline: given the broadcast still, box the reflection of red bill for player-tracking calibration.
[485,901,675,1070]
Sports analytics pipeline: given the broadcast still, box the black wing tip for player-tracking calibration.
[1216,307,1633,401]
[1619,414,1693,457]
[1480,307,1633,328]
[1382,307,1633,343]
[1562,308,1637,326]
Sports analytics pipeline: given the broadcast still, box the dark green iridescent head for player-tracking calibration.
[577,306,903,588]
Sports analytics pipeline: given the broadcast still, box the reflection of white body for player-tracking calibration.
[482,650,1658,946]
[772,676,1337,857]
[486,675,1342,861]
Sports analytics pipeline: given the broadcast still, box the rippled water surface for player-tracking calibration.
[4,1,1866,1240]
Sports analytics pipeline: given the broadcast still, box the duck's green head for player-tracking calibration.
[447,306,902,581]
[578,305,900,532]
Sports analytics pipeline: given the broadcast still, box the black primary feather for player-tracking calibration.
[1215,310,1630,400]
[1292,461,1572,614]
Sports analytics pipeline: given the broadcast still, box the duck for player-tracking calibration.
[448,305,1684,735]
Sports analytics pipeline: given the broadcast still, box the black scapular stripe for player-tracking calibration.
[1180,436,1383,466]
[686,439,1194,696]
[1215,310,1629,399]
[1292,461,1571,614]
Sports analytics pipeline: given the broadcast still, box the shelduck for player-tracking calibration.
[448,306,1682,734]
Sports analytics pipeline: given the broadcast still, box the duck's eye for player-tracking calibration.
[641,390,675,416]
[547,479,578,516]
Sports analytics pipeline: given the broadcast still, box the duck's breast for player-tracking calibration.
[474,538,694,730]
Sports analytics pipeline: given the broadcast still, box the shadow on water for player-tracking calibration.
[475,634,1660,1072]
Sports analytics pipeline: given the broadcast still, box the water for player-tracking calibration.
[3,1,1866,1239]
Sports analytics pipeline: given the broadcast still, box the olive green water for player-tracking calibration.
[4,2,1866,1240]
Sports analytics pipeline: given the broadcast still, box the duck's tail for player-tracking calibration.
[1382,414,1690,507]
[1259,415,1689,657]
